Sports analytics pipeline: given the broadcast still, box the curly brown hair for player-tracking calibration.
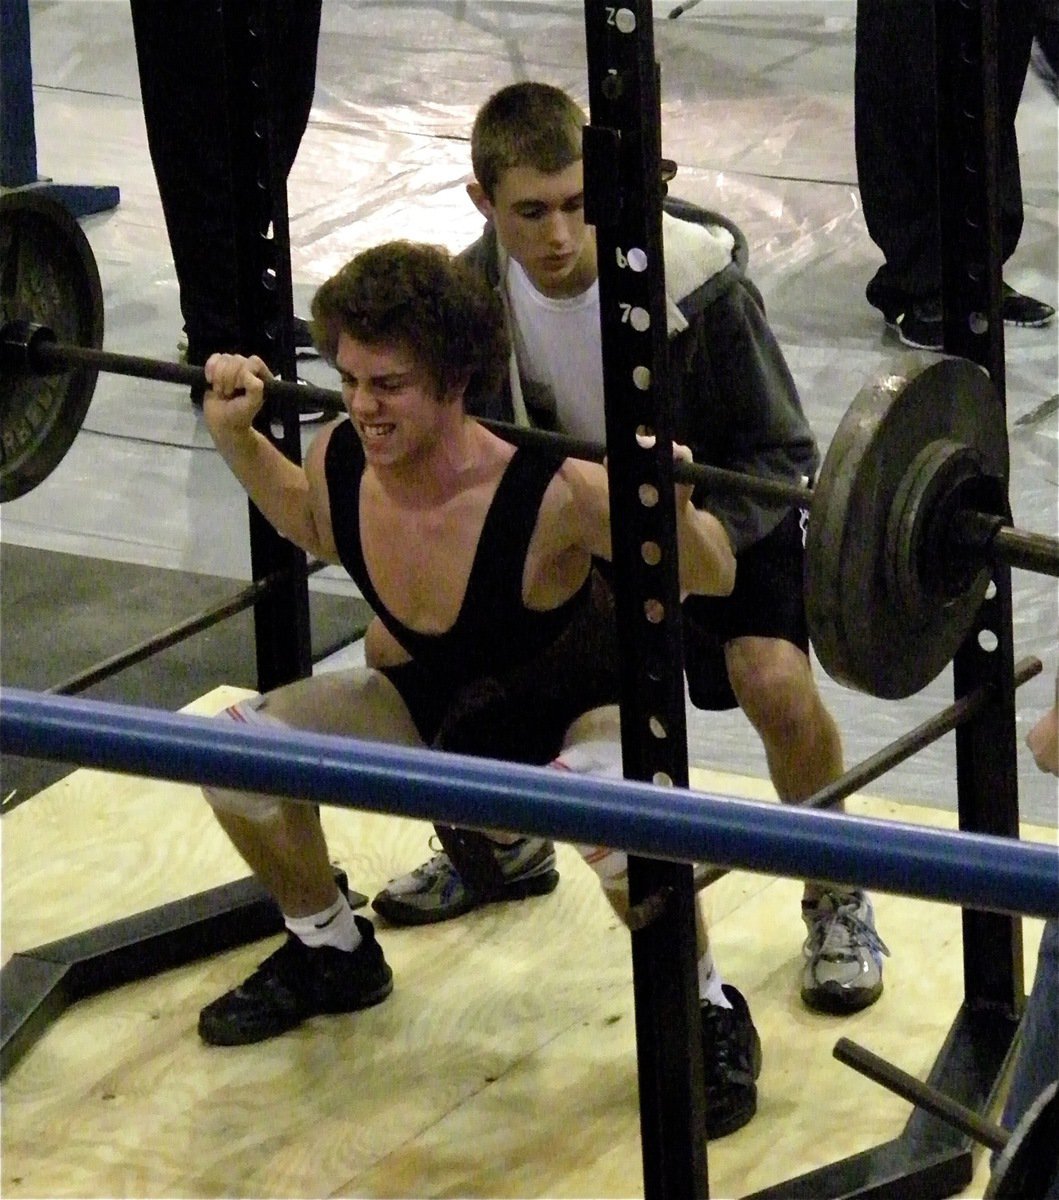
[310,241,508,407]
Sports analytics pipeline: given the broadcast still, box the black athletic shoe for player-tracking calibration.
[865,279,943,350]
[893,298,943,351]
[868,280,1055,351]
[701,984,763,1139]
[197,917,393,1046]
[1001,283,1056,328]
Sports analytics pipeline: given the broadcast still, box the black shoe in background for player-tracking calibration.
[866,279,1055,352]
[1002,283,1056,328]
[197,916,393,1046]
[894,298,943,350]
[293,315,320,357]
[700,984,763,1138]
[865,278,943,350]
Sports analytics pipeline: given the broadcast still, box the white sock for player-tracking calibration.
[284,894,362,952]
[698,946,732,1009]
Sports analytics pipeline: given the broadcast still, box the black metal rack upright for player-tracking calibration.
[583,3,709,1196]
[581,2,1025,1197]
[221,0,313,691]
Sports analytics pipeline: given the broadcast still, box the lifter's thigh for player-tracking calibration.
[241,668,427,746]
[204,669,426,820]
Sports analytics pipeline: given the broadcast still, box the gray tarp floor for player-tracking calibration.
[3,0,1057,824]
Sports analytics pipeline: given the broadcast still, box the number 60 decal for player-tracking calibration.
[615,246,649,271]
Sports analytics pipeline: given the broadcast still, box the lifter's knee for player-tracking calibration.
[202,695,286,822]
[551,714,633,924]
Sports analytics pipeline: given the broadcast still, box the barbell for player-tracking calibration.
[2,190,1057,701]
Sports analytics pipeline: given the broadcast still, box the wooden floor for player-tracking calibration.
[1,688,1051,1199]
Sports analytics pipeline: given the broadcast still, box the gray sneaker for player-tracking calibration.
[371,836,559,925]
[801,889,890,1013]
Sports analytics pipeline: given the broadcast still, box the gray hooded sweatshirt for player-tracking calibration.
[459,195,819,553]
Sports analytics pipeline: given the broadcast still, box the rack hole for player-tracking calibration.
[644,599,665,624]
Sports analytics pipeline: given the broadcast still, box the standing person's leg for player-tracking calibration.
[992,1,1052,339]
[130,0,325,388]
[198,669,425,1046]
[855,0,1053,343]
[855,0,940,306]
[129,0,241,365]
[686,508,889,1014]
[996,4,1035,259]
[271,0,322,175]
[856,0,1040,288]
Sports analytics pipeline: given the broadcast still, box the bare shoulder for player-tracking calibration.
[304,417,344,475]
[533,457,611,560]
[554,456,608,508]
[556,454,605,484]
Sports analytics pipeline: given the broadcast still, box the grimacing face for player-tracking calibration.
[335,332,460,468]
[469,160,598,299]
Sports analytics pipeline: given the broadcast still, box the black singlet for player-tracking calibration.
[324,419,594,705]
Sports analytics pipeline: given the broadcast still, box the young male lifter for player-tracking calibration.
[197,242,736,1068]
[372,82,891,1133]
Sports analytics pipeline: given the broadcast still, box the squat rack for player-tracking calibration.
[0,4,1030,1199]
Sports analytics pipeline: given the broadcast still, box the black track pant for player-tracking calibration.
[854,0,1035,298]
[129,0,322,360]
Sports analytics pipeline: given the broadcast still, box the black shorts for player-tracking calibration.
[380,659,453,746]
[681,504,810,710]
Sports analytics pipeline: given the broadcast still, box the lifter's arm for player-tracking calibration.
[203,353,340,561]
[561,450,735,597]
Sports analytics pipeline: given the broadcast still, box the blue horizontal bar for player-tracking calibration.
[2,687,1057,919]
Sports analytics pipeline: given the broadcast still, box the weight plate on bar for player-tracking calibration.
[806,354,1007,699]
[0,191,104,503]
[986,1082,1059,1200]
[885,438,1007,622]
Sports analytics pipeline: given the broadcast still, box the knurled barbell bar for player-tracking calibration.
[2,191,1057,701]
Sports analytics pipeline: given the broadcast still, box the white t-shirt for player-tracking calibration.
[506,258,606,443]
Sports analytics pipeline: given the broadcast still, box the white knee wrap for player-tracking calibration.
[575,843,629,904]
[551,722,629,908]
[202,696,286,821]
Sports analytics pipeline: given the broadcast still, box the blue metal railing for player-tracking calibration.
[2,686,1057,919]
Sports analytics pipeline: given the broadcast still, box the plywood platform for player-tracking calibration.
[1,689,1050,1198]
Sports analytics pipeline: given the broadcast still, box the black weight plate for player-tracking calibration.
[805,354,1007,699]
[987,1082,1059,1200]
[0,191,104,503]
